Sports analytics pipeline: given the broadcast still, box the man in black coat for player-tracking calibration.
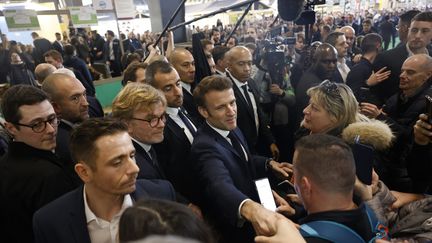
[0,85,78,242]
[31,32,53,65]
[103,30,122,77]
[373,11,432,106]
[89,30,105,63]
[225,46,279,158]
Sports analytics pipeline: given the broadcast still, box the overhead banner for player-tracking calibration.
[69,7,98,28]
[114,0,135,19]
[93,0,113,10]
[4,9,40,31]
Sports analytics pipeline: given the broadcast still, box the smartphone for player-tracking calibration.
[351,136,374,185]
[426,95,432,124]
[255,178,277,212]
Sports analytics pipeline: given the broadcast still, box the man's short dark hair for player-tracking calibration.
[294,134,356,194]
[211,46,230,64]
[64,44,75,56]
[1,85,49,125]
[363,19,372,25]
[44,49,63,62]
[210,28,220,37]
[193,75,232,108]
[70,118,128,168]
[107,30,115,37]
[122,62,148,86]
[324,31,345,47]
[361,33,382,54]
[412,11,432,23]
[144,60,174,86]
[399,10,421,24]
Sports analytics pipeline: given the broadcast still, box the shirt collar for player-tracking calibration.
[60,119,76,128]
[181,82,192,94]
[166,107,179,117]
[83,186,133,224]
[226,70,247,89]
[130,137,151,153]
[207,121,230,138]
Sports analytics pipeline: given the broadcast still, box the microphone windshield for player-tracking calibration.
[278,0,304,21]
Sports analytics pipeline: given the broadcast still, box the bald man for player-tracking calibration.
[35,63,57,84]
[42,73,89,180]
[295,43,338,116]
[225,46,279,158]
[361,54,432,192]
[169,48,202,124]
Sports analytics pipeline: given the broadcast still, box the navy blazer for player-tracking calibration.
[33,179,176,243]
[191,123,268,241]
[182,87,204,125]
[132,140,166,180]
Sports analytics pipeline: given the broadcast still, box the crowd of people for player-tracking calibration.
[0,5,431,243]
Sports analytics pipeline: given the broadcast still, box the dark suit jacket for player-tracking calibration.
[103,38,122,62]
[154,114,200,203]
[295,69,323,115]
[87,96,104,118]
[33,179,176,243]
[191,123,268,242]
[63,55,95,94]
[132,140,165,180]
[56,121,81,185]
[0,142,78,243]
[182,87,204,125]
[33,38,53,64]
[52,41,64,56]
[226,73,274,155]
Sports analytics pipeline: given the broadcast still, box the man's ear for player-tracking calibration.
[198,106,209,119]
[4,121,18,138]
[75,162,92,184]
[51,102,62,116]
[300,176,312,198]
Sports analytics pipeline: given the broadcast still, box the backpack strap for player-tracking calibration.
[300,220,366,243]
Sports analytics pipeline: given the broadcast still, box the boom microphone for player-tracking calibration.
[278,0,305,21]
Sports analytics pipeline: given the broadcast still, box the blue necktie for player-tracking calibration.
[178,108,197,137]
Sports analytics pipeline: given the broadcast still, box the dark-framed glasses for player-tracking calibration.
[14,115,60,133]
[131,114,167,128]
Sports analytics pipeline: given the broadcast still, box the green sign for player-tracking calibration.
[4,9,40,31]
[69,7,98,28]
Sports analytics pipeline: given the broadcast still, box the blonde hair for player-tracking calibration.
[112,82,166,120]
[305,81,368,134]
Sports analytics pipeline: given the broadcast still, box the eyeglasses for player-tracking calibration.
[14,115,60,133]
[131,114,167,128]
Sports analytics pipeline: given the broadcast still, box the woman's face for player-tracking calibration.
[302,98,336,134]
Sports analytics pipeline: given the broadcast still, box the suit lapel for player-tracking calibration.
[228,74,255,121]
[166,116,191,145]
[68,187,92,243]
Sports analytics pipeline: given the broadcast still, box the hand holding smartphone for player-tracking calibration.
[255,178,277,212]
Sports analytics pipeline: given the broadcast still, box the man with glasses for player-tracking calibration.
[112,83,167,180]
[42,73,89,181]
[0,85,78,242]
[373,11,432,106]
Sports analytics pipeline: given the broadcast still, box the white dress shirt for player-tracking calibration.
[181,82,192,95]
[166,107,196,144]
[84,186,133,243]
[337,58,350,83]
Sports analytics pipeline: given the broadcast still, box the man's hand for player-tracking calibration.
[366,67,391,86]
[269,84,284,96]
[413,114,432,145]
[272,191,295,217]
[255,214,306,243]
[269,161,293,180]
[269,143,280,161]
[360,102,382,118]
[390,191,425,209]
[352,54,362,63]
[241,200,279,236]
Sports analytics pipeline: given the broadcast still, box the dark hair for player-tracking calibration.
[1,85,49,124]
[412,11,432,23]
[362,19,372,25]
[44,49,63,62]
[122,62,148,86]
[64,44,75,56]
[70,118,128,167]
[211,46,230,64]
[119,199,215,243]
[399,10,421,24]
[294,134,356,194]
[227,36,239,46]
[193,75,232,108]
[106,30,115,37]
[210,28,220,37]
[361,33,382,54]
[324,31,345,47]
[145,60,174,86]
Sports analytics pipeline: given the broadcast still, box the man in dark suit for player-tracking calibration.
[89,30,105,63]
[31,32,53,65]
[325,32,351,84]
[0,85,78,242]
[225,46,279,158]
[112,83,167,180]
[33,118,176,243]
[373,11,432,106]
[145,61,200,203]
[104,30,122,77]
[169,48,203,124]
[41,73,89,182]
[191,75,293,242]
[52,32,64,56]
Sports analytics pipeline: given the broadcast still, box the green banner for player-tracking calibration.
[69,7,98,28]
[4,9,40,32]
